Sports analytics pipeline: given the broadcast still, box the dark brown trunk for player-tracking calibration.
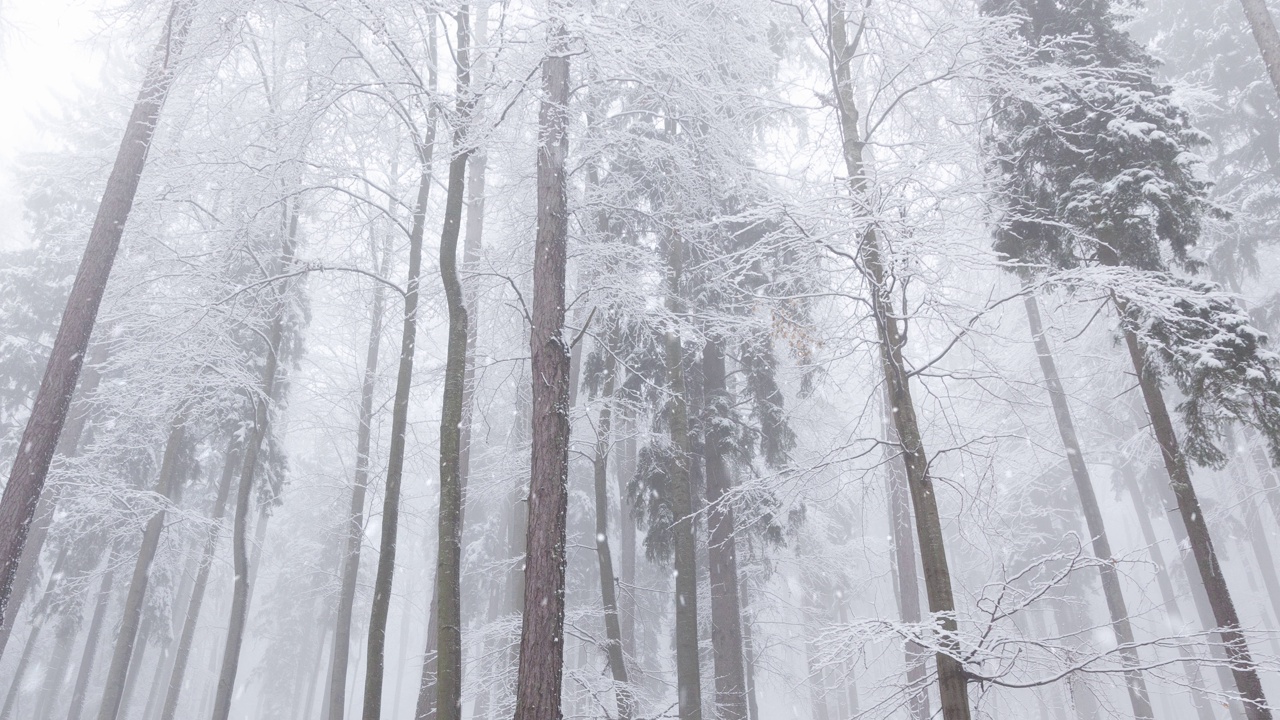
[884,387,929,720]
[1023,292,1153,719]
[702,342,748,720]
[159,436,240,720]
[511,10,572,720]
[67,543,119,720]
[0,0,193,628]
[1117,308,1271,719]
[827,3,970,717]
[96,418,186,720]
[327,240,390,720]
[592,343,632,720]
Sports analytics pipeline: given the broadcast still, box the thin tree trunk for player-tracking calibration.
[740,575,760,720]
[827,4,970,717]
[140,564,193,720]
[617,404,638,656]
[67,544,119,720]
[663,187,703,720]
[511,9,572,720]
[96,417,187,720]
[592,343,632,720]
[884,386,929,720]
[415,581,440,720]
[0,0,193,627]
[1239,0,1280,106]
[159,435,240,720]
[423,10,476,720]
[1117,305,1271,720]
[1119,462,1218,720]
[0,545,67,720]
[34,614,78,720]
[1023,292,1153,719]
[210,201,299,720]
[702,341,748,720]
[117,615,152,719]
[327,240,391,720]
[0,347,106,661]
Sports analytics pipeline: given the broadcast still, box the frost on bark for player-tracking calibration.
[511,8,573,720]
[426,6,476,720]
[826,3,971,718]
[0,0,194,631]
[1239,0,1280,107]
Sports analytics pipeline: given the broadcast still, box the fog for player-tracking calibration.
[2,1,1280,720]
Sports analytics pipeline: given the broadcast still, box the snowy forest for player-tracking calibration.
[10,0,1280,718]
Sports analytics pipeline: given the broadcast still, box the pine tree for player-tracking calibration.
[986,1,1278,716]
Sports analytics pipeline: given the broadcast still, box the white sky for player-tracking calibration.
[0,0,107,249]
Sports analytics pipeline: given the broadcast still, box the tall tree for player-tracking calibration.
[1020,290,1154,719]
[326,232,391,720]
[1238,0,1280,105]
[827,2,972,717]
[985,0,1280,716]
[97,416,188,720]
[0,0,193,629]
[511,5,573,720]
[426,5,476,720]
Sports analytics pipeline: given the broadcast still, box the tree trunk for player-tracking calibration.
[210,200,299,720]
[423,10,476,720]
[1117,308,1271,720]
[617,404,638,656]
[0,545,68,719]
[34,614,78,720]
[67,544,119,720]
[0,346,106,662]
[327,239,391,720]
[702,341,748,720]
[740,575,760,720]
[159,435,240,720]
[884,386,930,720]
[96,417,187,720]
[592,342,632,720]
[826,4,971,717]
[0,0,193,628]
[1118,462,1218,720]
[1239,0,1280,106]
[511,10,572,720]
[1023,292,1154,719]
[663,194,703,720]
